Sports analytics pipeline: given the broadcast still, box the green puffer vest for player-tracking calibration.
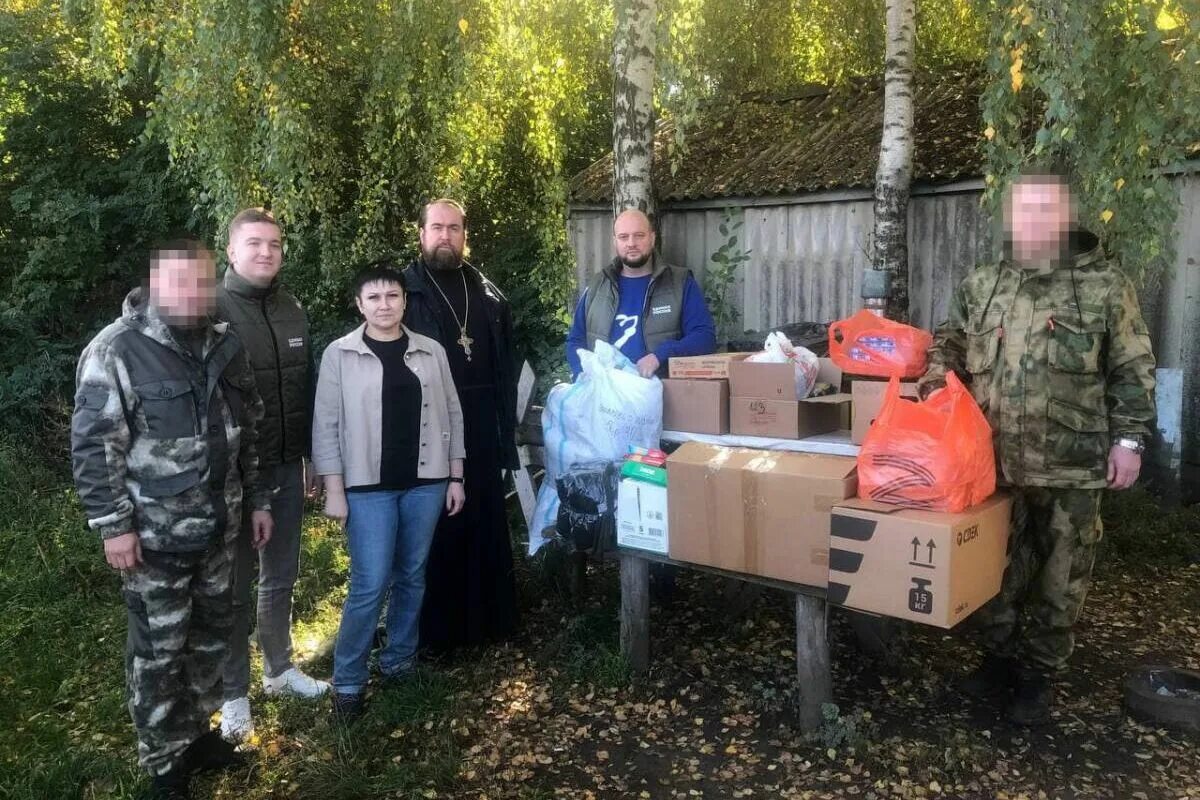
[584,257,689,355]
[216,267,313,468]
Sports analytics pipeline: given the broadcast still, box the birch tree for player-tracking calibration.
[612,0,657,219]
[872,0,917,320]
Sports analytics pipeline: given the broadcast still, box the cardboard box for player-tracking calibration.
[851,379,920,444]
[668,352,752,380]
[729,395,850,439]
[617,478,669,554]
[663,378,729,434]
[667,442,857,587]
[827,494,1012,628]
[728,357,844,400]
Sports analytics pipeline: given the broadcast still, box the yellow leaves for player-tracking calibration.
[1115,178,1126,191]
[1101,209,1115,224]
[1156,6,1181,31]
[458,18,469,36]
[983,125,996,140]
[1010,45,1026,92]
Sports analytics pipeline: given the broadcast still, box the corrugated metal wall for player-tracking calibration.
[568,189,994,332]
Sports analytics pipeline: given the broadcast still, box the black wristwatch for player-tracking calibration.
[449,477,465,484]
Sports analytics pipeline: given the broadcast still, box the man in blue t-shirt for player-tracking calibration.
[565,209,717,378]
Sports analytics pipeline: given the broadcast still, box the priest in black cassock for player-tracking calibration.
[402,199,520,653]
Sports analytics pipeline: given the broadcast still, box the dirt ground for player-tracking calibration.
[394,557,1200,800]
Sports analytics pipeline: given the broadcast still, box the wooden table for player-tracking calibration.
[616,546,833,731]
[617,428,860,733]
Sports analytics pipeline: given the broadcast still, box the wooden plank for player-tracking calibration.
[795,593,833,732]
[513,361,540,533]
[615,546,827,600]
[619,552,650,675]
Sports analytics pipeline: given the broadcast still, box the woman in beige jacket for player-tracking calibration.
[312,263,464,721]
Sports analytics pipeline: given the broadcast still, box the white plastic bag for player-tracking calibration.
[528,341,663,555]
[746,331,820,399]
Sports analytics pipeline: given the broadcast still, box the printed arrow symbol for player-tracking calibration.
[926,539,937,563]
[911,537,920,561]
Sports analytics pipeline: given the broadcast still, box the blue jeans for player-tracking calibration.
[333,482,446,694]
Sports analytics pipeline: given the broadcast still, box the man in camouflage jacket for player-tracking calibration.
[919,171,1156,725]
[71,240,274,799]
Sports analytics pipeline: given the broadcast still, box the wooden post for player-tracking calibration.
[619,552,650,675]
[794,593,833,732]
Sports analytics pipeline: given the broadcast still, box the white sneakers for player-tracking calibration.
[220,669,331,742]
[263,667,332,699]
[219,696,254,742]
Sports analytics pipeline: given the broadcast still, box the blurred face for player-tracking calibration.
[355,280,405,334]
[613,210,655,269]
[150,249,217,325]
[227,221,283,287]
[419,203,466,270]
[1006,178,1073,265]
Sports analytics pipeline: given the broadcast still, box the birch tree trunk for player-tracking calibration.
[612,0,657,220]
[873,0,916,320]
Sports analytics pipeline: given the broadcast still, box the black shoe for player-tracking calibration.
[183,730,246,773]
[148,767,191,800]
[332,691,366,724]
[1008,668,1053,726]
[959,654,1019,700]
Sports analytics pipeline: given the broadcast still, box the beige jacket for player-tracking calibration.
[312,324,465,487]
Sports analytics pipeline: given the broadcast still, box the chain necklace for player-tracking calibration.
[427,267,474,360]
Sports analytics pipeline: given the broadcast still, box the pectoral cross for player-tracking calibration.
[457,330,474,360]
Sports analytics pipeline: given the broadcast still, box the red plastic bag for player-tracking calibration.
[829,310,933,378]
[857,373,996,513]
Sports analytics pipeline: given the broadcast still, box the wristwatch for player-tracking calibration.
[1115,436,1146,455]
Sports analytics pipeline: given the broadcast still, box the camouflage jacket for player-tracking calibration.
[919,231,1156,489]
[71,288,271,552]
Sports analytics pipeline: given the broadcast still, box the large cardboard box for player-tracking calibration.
[667,442,857,587]
[728,357,845,400]
[668,352,752,380]
[663,378,729,434]
[729,395,849,439]
[850,379,920,444]
[827,494,1012,628]
[617,478,669,554]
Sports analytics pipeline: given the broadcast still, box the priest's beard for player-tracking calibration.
[424,244,463,271]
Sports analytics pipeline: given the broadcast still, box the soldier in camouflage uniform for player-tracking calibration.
[919,170,1156,725]
[71,240,274,799]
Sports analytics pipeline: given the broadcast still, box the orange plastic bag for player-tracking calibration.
[829,310,933,378]
[857,373,996,513]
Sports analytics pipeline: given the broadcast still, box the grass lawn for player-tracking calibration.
[2,437,1199,799]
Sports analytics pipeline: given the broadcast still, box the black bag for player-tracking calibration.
[555,460,620,553]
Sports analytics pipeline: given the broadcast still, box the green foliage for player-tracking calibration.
[813,703,876,754]
[0,2,201,431]
[978,0,1200,285]
[63,0,614,379]
[703,207,750,344]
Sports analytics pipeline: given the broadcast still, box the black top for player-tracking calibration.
[428,266,494,390]
[349,332,439,493]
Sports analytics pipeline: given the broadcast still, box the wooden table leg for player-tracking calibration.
[619,552,650,675]
[795,593,833,732]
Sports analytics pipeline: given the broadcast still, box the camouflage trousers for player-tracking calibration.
[973,487,1103,671]
[121,537,234,776]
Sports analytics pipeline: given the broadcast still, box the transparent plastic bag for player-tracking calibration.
[529,341,663,555]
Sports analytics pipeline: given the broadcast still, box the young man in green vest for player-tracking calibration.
[565,208,717,377]
[216,208,330,742]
